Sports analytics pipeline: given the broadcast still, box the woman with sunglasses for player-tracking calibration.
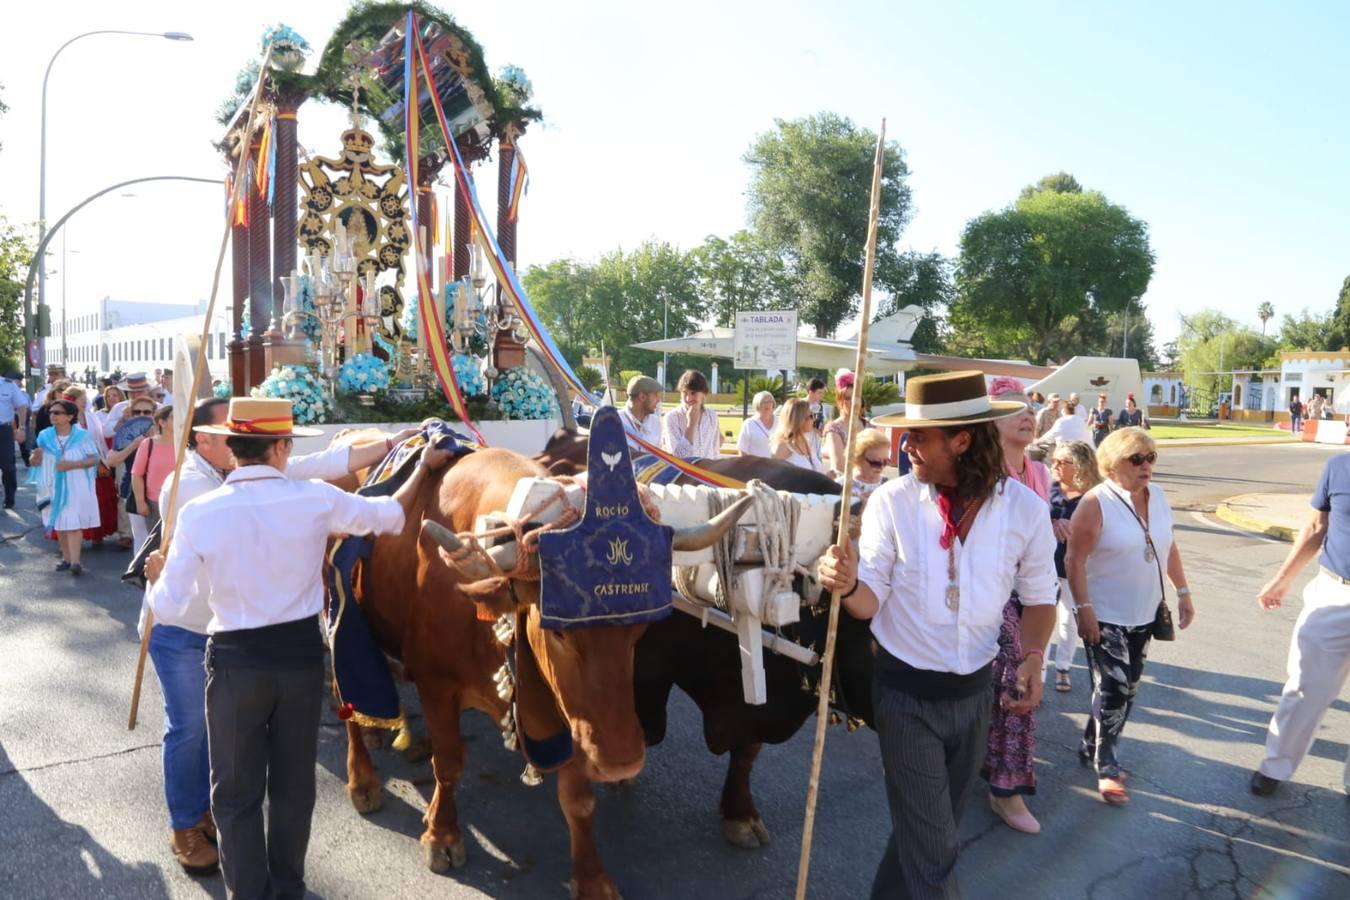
[61,385,120,547]
[771,398,826,472]
[822,369,870,478]
[116,401,158,552]
[28,399,101,575]
[1046,440,1102,691]
[845,428,893,499]
[1065,427,1195,805]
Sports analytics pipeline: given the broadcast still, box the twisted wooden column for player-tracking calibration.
[496,141,517,268]
[246,151,272,389]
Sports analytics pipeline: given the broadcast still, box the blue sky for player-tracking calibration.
[1,0,1346,350]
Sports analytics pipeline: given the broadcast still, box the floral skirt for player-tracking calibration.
[981,598,1036,796]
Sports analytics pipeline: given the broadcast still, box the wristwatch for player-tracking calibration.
[1176,587,1192,598]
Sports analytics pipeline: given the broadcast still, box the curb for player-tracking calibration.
[1214,494,1297,542]
[1158,437,1298,448]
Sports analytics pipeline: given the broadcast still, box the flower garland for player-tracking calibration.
[252,365,334,424]
[213,381,233,400]
[338,352,391,395]
[452,353,487,398]
[490,366,559,420]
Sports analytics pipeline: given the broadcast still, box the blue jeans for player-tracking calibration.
[149,624,211,830]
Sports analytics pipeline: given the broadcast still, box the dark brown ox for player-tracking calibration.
[344,446,750,898]
[534,427,875,850]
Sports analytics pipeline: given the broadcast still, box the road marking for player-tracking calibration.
[1189,510,1283,541]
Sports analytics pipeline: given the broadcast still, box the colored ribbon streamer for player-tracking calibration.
[507,145,528,222]
[410,22,741,490]
[405,14,486,446]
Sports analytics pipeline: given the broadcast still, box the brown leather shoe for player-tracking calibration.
[170,827,219,876]
[196,811,217,845]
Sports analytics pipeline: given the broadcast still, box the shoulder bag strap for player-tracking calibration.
[1106,486,1167,603]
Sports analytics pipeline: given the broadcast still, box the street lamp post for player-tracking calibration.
[21,175,224,393]
[60,233,79,367]
[38,29,193,373]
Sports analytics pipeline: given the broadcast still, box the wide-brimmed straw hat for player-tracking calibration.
[194,397,322,438]
[873,371,1027,428]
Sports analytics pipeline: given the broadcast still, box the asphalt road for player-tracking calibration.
[0,442,1346,900]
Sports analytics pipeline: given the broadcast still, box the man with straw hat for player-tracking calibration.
[817,371,1059,898]
[145,397,453,899]
[139,397,416,876]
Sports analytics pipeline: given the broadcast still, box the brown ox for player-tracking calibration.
[534,427,874,850]
[343,446,749,898]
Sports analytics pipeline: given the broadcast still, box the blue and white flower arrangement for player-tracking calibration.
[338,352,391,395]
[452,353,487,398]
[490,366,559,420]
[253,365,333,424]
[263,24,310,72]
[213,381,233,400]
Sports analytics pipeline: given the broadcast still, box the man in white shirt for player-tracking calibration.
[818,371,1057,899]
[619,374,663,456]
[138,397,414,875]
[146,398,446,899]
[1040,398,1093,446]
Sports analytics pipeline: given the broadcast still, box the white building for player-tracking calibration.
[49,297,232,383]
[1141,370,1185,415]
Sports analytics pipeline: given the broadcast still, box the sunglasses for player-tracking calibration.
[1051,458,1074,467]
[1128,452,1158,466]
[863,457,888,468]
[49,410,71,417]
[131,409,154,416]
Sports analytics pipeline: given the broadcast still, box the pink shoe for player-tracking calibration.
[990,795,1042,834]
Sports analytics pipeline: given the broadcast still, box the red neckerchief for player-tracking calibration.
[937,487,965,550]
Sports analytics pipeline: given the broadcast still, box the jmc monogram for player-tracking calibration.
[606,537,634,566]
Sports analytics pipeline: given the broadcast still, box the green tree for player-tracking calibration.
[1257,301,1275,336]
[1177,310,1275,406]
[1275,308,1331,352]
[1019,171,1082,199]
[688,230,795,327]
[589,241,707,374]
[0,216,34,368]
[873,250,952,353]
[522,258,594,356]
[575,364,604,392]
[744,113,915,337]
[950,177,1155,364]
[1328,276,1350,350]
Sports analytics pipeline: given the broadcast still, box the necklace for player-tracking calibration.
[1108,485,1155,562]
[944,497,984,611]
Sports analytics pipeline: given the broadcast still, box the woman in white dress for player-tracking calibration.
[771,398,824,472]
[30,399,102,575]
[736,391,776,458]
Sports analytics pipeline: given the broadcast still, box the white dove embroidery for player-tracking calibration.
[601,450,623,471]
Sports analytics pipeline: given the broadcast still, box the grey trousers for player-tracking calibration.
[870,684,992,900]
[205,658,325,900]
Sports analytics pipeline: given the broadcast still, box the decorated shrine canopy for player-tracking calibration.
[219,2,540,158]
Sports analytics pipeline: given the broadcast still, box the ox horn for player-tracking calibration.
[487,543,520,572]
[422,520,464,554]
[672,492,755,552]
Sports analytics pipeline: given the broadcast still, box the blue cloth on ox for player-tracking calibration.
[322,421,478,729]
[538,406,674,629]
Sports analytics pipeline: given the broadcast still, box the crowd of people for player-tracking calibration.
[817,370,1197,897]
[2,364,180,573]
[623,367,901,496]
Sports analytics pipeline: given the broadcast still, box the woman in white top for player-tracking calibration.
[1041,398,1093,446]
[1065,427,1196,806]
[771,398,824,472]
[662,369,722,459]
[736,391,776,458]
[822,369,869,477]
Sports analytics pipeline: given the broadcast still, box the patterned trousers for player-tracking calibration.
[1081,621,1152,779]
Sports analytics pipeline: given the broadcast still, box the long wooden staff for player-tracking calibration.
[128,44,276,730]
[794,119,886,898]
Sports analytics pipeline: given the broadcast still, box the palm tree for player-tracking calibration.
[1257,301,1275,336]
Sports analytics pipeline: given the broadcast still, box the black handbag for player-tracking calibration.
[122,519,163,590]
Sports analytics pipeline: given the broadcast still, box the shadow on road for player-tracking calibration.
[0,741,173,899]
